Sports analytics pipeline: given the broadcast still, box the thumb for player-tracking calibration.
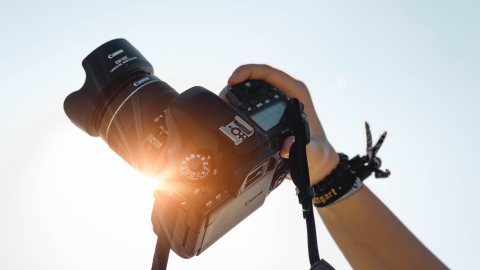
[280,136,295,158]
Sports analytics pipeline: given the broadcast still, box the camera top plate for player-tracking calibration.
[225,80,293,152]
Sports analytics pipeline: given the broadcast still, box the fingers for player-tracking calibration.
[280,136,295,158]
[218,87,232,105]
[228,64,310,101]
[228,64,327,140]
[281,137,294,180]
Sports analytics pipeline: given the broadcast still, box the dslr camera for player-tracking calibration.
[64,39,306,258]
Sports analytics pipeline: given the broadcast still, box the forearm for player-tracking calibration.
[317,186,448,270]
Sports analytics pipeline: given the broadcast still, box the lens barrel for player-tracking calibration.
[64,39,179,170]
[100,76,178,166]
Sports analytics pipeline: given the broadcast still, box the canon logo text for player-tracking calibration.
[134,77,150,87]
[108,49,124,59]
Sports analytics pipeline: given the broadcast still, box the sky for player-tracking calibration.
[0,0,479,269]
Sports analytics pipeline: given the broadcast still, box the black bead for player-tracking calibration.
[325,175,335,184]
[337,162,348,172]
[332,168,342,178]
[317,182,326,191]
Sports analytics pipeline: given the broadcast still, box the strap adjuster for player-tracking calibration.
[296,186,315,204]
[304,120,310,144]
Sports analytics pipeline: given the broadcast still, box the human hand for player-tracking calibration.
[219,64,339,185]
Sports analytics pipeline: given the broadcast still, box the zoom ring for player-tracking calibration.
[106,80,179,166]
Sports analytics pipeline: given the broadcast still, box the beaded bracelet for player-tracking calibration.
[312,122,391,208]
[312,153,357,207]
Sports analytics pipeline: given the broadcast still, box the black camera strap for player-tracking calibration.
[151,190,182,270]
[283,98,335,270]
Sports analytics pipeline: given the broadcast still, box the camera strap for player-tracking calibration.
[151,190,183,270]
[283,98,335,270]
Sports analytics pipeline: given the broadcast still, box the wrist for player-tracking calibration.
[309,142,339,186]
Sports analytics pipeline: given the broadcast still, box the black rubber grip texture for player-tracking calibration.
[106,81,179,166]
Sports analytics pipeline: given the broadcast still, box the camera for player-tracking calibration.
[64,39,304,258]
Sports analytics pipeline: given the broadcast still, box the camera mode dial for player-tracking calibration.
[180,153,211,181]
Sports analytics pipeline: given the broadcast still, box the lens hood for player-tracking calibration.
[64,38,154,136]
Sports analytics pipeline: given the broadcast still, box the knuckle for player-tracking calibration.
[260,64,273,70]
[235,64,250,71]
[239,63,264,70]
[295,79,308,89]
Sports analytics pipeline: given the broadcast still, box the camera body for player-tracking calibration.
[149,82,293,258]
[64,39,302,258]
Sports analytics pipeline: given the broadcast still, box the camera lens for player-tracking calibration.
[64,39,179,173]
[99,75,178,167]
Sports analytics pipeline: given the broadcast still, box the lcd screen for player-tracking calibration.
[249,100,286,131]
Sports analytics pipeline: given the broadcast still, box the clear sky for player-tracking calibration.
[0,0,478,269]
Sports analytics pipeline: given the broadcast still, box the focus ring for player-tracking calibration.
[106,80,178,166]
